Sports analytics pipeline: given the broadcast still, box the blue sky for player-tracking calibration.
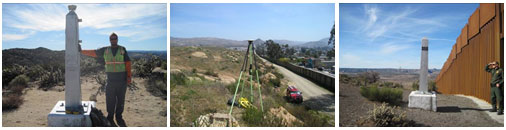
[171,3,335,42]
[340,3,479,69]
[2,3,167,51]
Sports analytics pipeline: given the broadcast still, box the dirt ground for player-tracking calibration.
[2,76,167,127]
[339,82,503,127]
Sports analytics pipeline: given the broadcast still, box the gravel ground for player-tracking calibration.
[339,83,503,127]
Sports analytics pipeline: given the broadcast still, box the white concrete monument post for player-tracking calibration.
[47,5,96,127]
[408,37,437,112]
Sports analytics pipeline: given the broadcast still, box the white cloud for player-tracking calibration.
[379,42,411,54]
[2,31,35,41]
[3,4,166,41]
[363,5,378,31]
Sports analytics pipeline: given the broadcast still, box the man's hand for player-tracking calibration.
[496,83,500,87]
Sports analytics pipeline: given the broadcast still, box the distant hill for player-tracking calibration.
[170,37,248,47]
[272,39,305,46]
[2,47,64,67]
[2,47,167,67]
[296,37,333,48]
[129,50,167,60]
[339,68,440,76]
[170,37,331,48]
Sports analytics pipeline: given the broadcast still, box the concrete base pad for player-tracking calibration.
[47,101,95,127]
[408,91,437,111]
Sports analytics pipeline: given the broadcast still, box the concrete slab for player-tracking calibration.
[47,101,95,127]
[408,91,437,111]
[456,95,504,124]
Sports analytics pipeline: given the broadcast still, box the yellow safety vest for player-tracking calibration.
[104,46,126,72]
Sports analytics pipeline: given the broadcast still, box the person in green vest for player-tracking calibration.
[485,61,503,115]
[80,32,132,126]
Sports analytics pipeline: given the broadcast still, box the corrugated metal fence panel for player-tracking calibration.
[436,4,503,103]
[468,7,480,38]
[480,3,496,27]
[457,34,462,54]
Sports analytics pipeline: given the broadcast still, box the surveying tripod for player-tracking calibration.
[229,40,264,115]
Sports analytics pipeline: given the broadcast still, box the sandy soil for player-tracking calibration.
[339,82,503,127]
[2,76,167,127]
[191,52,207,58]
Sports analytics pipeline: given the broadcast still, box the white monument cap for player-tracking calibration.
[68,5,76,11]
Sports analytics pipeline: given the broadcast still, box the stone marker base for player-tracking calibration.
[408,91,437,112]
[48,101,95,127]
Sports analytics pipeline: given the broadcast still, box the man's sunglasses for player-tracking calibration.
[110,37,118,40]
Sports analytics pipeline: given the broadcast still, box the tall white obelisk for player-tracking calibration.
[48,5,95,127]
[64,4,82,113]
[420,37,428,93]
[408,37,437,112]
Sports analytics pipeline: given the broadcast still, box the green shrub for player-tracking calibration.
[226,81,238,94]
[2,94,24,110]
[147,72,167,100]
[2,65,27,88]
[161,61,167,70]
[412,80,437,92]
[8,75,30,94]
[204,69,218,77]
[339,74,351,83]
[429,80,437,92]
[393,83,403,88]
[411,80,419,91]
[378,82,403,88]
[133,57,155,77]
[358,71,379,85]
[39,68,64,90]
[9,75,29,88]
[278,58,290,63]
[272,70,284,79]
[367,103,415,126]
[269,78,281,87]
[170,73,187,86]
[360,85,403,105]
[242,107,264,126]
[284,105,333,127]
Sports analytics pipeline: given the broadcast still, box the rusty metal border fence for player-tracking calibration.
[261,57,335,92]
[436,3,504,103]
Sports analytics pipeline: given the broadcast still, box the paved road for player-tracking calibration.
[259,57,335,115]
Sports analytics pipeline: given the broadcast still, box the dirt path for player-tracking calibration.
[2,76,166,127]
[339,82,503,127]
[258,57,335,115]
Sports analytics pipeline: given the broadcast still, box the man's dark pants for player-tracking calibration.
[105,75,127,124]
[491,83,504,112]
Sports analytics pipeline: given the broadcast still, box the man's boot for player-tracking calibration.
[490,106,497,112]
[107,115,118,127]
[498,110,503,115]
[116,117,127,127]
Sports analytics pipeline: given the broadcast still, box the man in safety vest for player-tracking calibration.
[80,32,132,126]
[485,61,503,115]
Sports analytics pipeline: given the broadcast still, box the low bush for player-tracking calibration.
[366,103,416,127]
[412,80,437,92]
[360,85,403,105]
[2,94,24,110]
[204,69,219,77]
[39,68,64,90]
[170,73,187,86]
[9,75,30,94]
[284,105,333,127]
[359,71,380,85]
[339,74,351,83]
[242,107,264,126]
[269,78,281,87]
